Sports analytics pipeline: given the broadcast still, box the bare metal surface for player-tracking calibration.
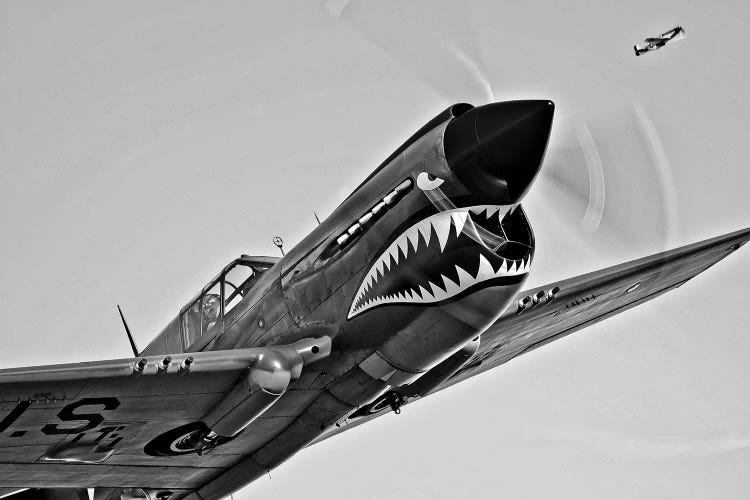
[310,227,750,444]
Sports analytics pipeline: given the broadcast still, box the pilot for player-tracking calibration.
[201,293,221,332]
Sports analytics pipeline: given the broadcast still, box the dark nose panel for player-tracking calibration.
[444,100,554,204]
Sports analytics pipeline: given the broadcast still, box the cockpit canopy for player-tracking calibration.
[179,255,277,350]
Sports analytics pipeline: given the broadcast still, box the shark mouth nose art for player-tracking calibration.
[347,101,551,319]
[348,203,533,319]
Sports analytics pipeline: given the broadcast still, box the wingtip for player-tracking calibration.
[711,226,750,254]
[730,225,750,240]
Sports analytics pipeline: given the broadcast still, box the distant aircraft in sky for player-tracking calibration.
[634,25,685,56]
[1,100,748,500]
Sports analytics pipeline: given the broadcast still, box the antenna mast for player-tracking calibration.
[117,305,140,357]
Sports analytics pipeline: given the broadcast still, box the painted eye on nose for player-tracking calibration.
[416,172,445,191]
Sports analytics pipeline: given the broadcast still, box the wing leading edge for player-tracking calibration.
[0,339,329,494]
[314,226,750,442]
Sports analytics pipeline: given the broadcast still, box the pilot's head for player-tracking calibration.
[202,294,220,322]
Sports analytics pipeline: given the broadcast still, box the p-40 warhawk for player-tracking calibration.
[634,25,685,56]
[1,100,748,500]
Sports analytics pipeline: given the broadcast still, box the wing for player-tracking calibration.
[0,339,329,496]
[662,26,685,40]
[313,226,750,443]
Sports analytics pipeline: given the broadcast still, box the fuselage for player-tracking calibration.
[141,100,554,495]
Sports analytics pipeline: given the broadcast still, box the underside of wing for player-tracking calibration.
[313,226,750,443]
[0,339,330,496]
[445,226,749,388]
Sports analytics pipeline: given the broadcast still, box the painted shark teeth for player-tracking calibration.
[348,205,531,319]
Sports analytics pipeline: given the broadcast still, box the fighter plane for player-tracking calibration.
[634,25,685,56]
[1,100,748,500]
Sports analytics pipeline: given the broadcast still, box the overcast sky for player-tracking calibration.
[2,1,750,498]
